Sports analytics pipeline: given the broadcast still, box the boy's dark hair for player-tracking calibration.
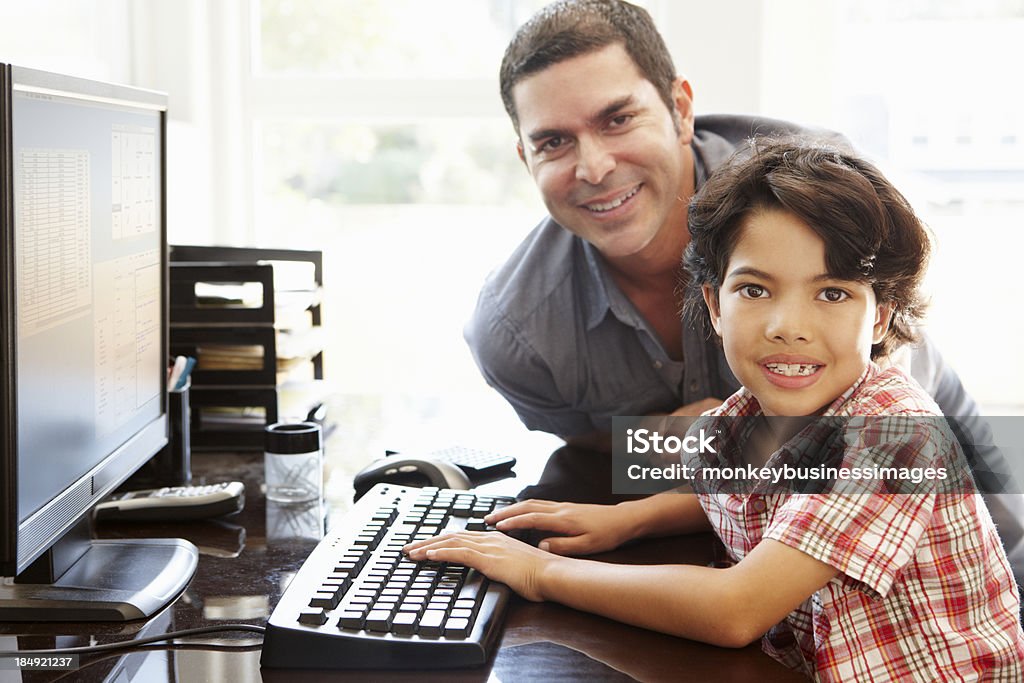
[683,137,931,359]
[500,0,677,134]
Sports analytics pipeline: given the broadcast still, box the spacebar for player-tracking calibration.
[457,568,489,605]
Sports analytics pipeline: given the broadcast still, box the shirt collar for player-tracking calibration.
[575,127,728,332]
[580,239,643,331]
[715,362,879,418]
[821,362,879,417]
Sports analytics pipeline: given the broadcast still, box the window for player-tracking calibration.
[245,0,656,398]
[831,0,1024,411]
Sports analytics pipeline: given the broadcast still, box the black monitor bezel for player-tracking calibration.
[0,64,170,577]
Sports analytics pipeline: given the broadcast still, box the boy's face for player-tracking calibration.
[511,43,695,262]
[702,209,893,417]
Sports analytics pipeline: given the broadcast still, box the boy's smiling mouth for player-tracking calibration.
[764,362,821,377]
[758,355,826,389]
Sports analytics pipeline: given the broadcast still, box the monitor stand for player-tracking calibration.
[0,519,198,621]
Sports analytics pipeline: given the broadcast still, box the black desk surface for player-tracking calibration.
[0,449,803,682]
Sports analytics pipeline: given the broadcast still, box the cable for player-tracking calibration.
[0,624,265,657]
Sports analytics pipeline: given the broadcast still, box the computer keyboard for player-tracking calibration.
[260,483,518,669]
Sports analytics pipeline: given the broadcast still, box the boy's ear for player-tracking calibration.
[872,302,894,344]
[702,284,723,336]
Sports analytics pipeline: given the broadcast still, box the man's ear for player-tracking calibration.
[702,284,722,336]
[872,302,894,344]
[516,140,527,167]
[673,76,695,144]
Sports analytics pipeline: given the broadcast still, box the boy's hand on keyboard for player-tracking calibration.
[484,499,636,556]
[403,531,555,602]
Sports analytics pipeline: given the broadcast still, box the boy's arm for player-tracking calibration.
[406,534,837,648]
[487,489,711,556]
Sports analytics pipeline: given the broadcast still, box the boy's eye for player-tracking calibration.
[739,285,767,299]
[819,287,850,303]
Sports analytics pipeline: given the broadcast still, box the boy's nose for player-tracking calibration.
[575,136,615,185]
[764,304,812,344]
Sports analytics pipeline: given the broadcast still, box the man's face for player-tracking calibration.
[511,44,694,262]
[703,209,892,417]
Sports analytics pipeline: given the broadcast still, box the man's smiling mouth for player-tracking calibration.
[583,184,641,213]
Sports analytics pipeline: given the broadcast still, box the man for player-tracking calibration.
[464,0,1023,571]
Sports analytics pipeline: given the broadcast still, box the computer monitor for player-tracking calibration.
[0,64,197,621]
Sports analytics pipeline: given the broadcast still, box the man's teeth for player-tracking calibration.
[765,363,820,377]
[586,186,639,212]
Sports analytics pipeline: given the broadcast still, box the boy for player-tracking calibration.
[406,139,1024,680]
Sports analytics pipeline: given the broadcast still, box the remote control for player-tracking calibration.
[94,481,245,522]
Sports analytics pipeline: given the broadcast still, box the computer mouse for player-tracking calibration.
[353,457,472,501]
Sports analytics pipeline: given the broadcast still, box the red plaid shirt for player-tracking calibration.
[697,363,1024,681]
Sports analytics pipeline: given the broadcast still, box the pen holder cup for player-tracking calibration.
[123,380,192,489]
[264,421,323,504]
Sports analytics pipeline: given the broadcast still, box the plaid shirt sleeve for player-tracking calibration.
[766,492,933,599]
[764,419,947,598]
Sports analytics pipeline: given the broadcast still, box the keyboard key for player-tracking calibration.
[391,611,418,635]
[309,590,341,609]
[365,610,394,632]
[338,610,366,629]
[444,617,471,638]
[457,569,488,603]
[297,609,327,626]
[418,610,446,637]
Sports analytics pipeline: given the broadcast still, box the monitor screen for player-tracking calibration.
[0,65,196,621]
[13,79,164,525]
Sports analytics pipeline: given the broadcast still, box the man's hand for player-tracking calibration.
[484,499,639,556]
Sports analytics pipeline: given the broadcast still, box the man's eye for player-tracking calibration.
[539,137,566,153]
[608,114,633,128]
[819,288,850,303]
[739,285,766,299]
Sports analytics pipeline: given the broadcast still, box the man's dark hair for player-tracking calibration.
[682,137,931,359]
[500,0,677,134]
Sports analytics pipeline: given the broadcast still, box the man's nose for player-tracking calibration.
[764,300,812,344]
[575,136,615,185]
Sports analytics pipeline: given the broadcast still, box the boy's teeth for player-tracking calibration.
[587,186,639,212]
[765,363,820,377]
